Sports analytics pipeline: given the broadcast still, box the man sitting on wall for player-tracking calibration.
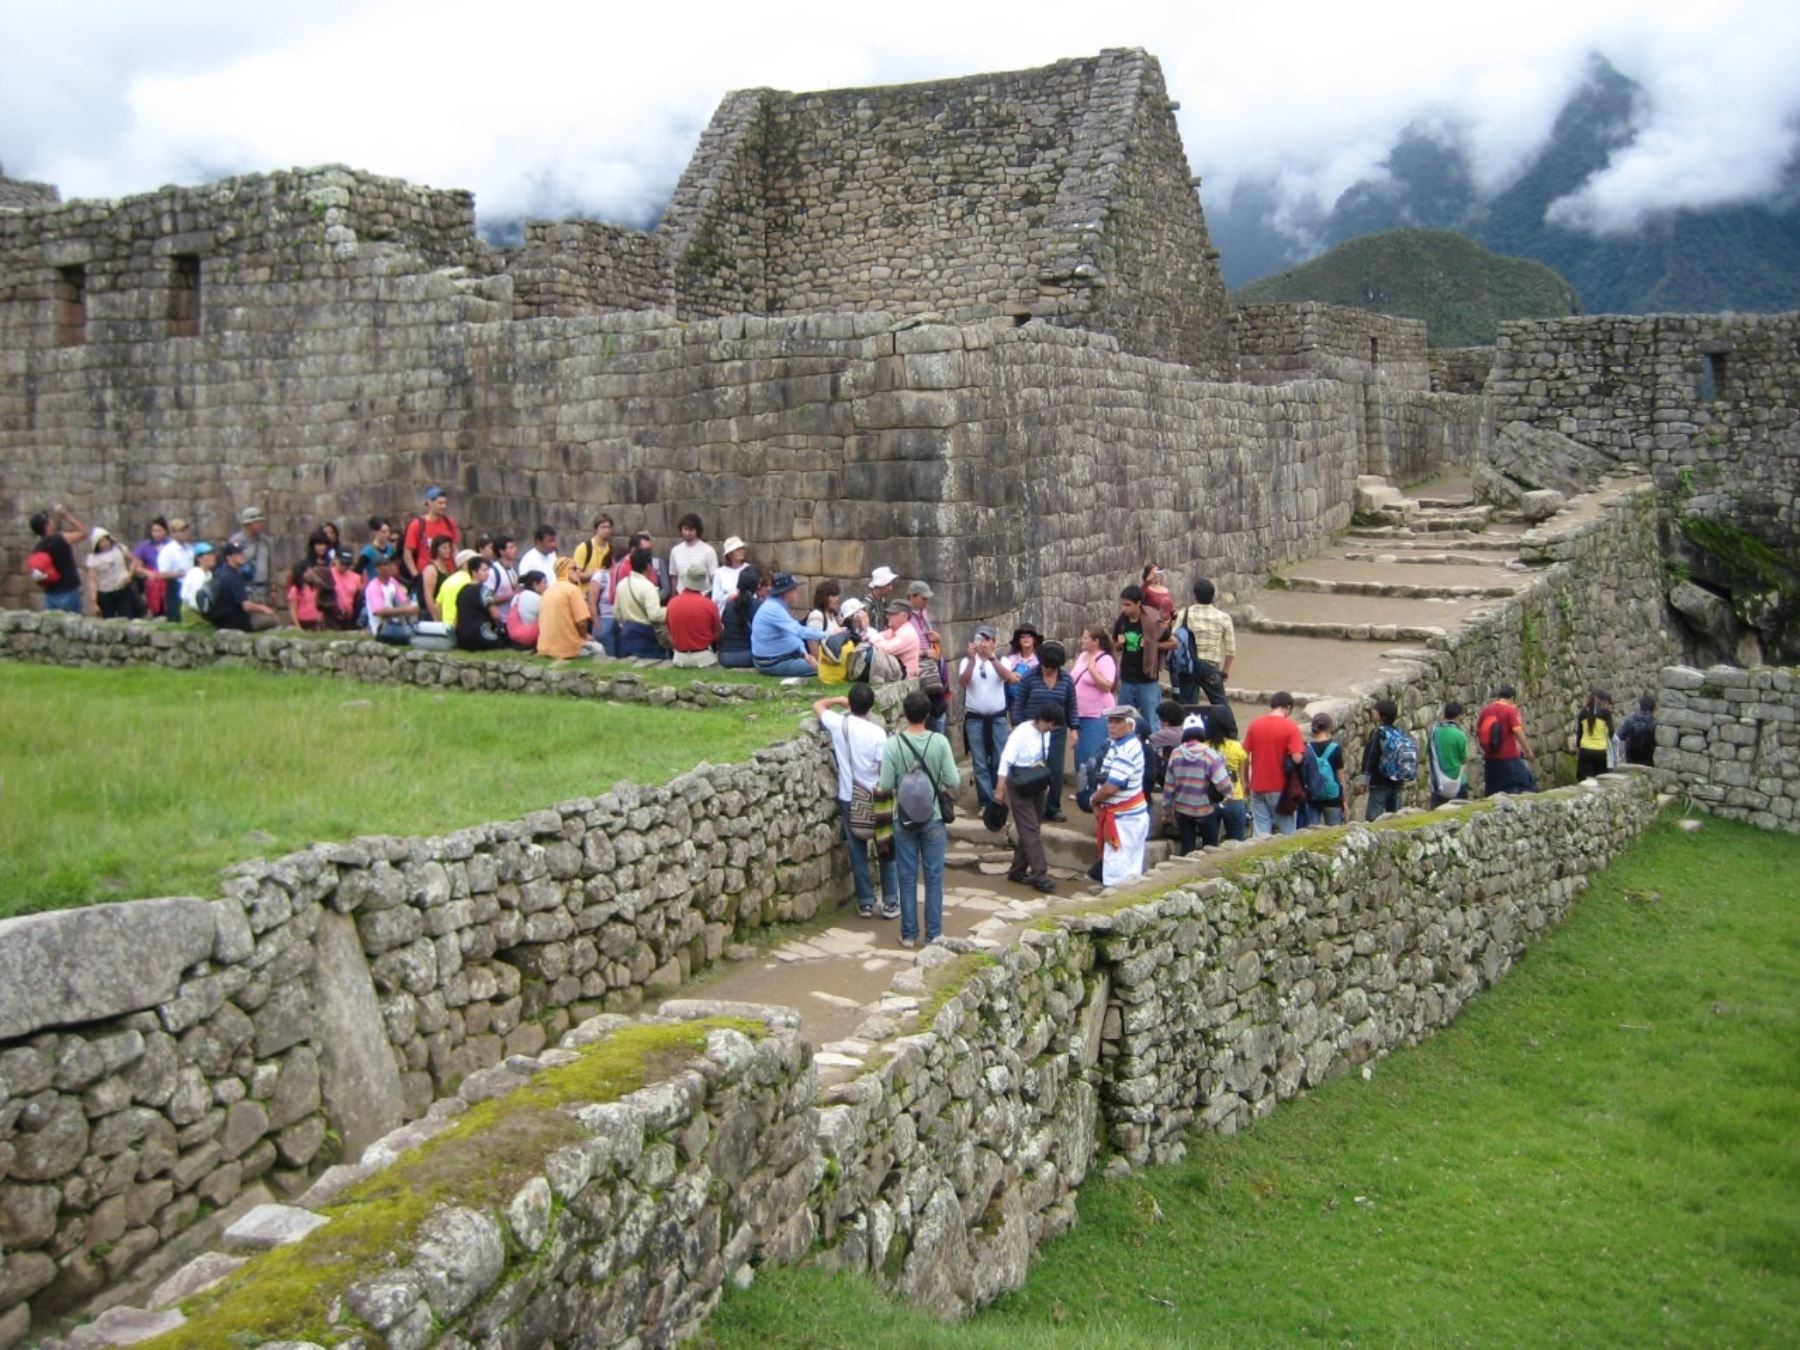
[668,562,722,667]
[206,539,279,631]
[751,572,829,678]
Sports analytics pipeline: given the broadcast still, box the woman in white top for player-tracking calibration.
[87,527,146,619]
[712,536,749,609]
[804,580,843,638]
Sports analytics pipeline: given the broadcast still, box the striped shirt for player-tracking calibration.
[1179,603,1236,663]
[1099,734,1149,815]
[1164,742,1233,815]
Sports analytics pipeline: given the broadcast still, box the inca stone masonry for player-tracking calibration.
[3,48,1793,655]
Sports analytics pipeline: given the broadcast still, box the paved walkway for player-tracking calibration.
[673,475,1535,1081]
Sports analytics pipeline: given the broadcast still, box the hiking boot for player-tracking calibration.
[1006,868,1029,884]
[1028,876,1057,893]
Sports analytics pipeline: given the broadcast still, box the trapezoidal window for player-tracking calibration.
[169,254,201,337]
[1700,352,1727,402]
[53,265,86,347]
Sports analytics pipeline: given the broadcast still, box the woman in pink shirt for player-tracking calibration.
[868,601,922,676]
[1071,625,1120,803]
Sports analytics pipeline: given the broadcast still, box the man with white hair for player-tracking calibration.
[1090,704,1151,886]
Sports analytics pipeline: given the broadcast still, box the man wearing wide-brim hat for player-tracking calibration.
[669,561,722,667]
[1090,704,1152,886]
[750,571,829,678]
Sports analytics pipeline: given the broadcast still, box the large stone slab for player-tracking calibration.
[308,911,406,1162]
[0,898,217,1039]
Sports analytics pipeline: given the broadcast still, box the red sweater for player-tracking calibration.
[667,590,722,653]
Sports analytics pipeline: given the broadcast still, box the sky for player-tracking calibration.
[2,0,1797,241]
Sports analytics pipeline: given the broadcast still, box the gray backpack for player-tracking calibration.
[895,734,943,832]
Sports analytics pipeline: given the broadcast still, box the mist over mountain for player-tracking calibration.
[1213,56,1800,316]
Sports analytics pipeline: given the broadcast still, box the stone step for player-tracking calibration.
[1235,608,1451,644]
[947,814,1171,875]
[1345,525,1510,545]
[1411,494,1475,509]
[1337,548,1516,565]
[1272,575,1525,600]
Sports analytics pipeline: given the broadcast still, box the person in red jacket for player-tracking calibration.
[401,486,460,591]
[1242,690,1306,837]
[667,562,722,667]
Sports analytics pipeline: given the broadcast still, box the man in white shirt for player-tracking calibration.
[178,542,216,621]
[958,625,1017,809]
[156,518,197,623]
[995,703,1064,893]
[814,686,899,919]
[668,513,719,601]
[518,525,559,583]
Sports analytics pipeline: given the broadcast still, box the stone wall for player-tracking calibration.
[0,725,854,1343]
[0,612,785,712]
[1429,345,1496,394]
[509,221,672,319]
[1235,303,1430,391]
[666,49,1235,372]
[0,167,58,211]
[1489,312,1800,658]
[1652,663,1799,832]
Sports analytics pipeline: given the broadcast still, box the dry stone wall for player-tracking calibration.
[509,220,672,319]
[1429,345,1496,394]
[0,721,856,1345]
[1652,663,1799,832]
[1235,303,1430,392]
[0,167,58,211]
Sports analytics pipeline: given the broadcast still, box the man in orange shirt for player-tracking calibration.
[1242,691,1306,837]
[536,558,601,659]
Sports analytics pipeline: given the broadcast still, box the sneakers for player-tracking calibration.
[856,902,875,919]
[899,936,917,949]
[878,900,901,920]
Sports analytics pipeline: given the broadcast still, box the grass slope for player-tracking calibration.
[700,816,1800,1347]
[1233,227,1580,347]
[0,662,798,917]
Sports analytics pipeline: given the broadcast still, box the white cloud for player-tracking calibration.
[2,0,1796,238]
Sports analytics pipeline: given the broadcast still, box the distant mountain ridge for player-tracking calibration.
[1232,229,1579,347]
[1211,55,1800,317]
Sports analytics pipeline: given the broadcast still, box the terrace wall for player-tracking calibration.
[1652,663,1800,833]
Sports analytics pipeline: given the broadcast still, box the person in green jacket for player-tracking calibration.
[1429,700,1472,806]
[877,691,961,948]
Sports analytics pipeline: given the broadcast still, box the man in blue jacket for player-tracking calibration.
[750,572,829,677]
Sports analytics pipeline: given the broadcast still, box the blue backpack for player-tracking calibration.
[1305,741,1341,801]
[1377,725,1420,783]
[1167,620,1198,680]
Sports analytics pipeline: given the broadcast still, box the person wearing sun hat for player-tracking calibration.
[1090,704,1152,885]
[712,535,751,608]
[668,561,722,667]
[229,506,274,607]
[750,571,828,677]
[861,565,899,620]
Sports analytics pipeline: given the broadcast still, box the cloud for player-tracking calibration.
[3,0,1797,241]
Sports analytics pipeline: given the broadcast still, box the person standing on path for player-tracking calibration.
[1090,705,1151,885]
[1428,701,1472,806]
[1070,625,1119,811]
[1243,692,1306,837]
[995,703,1064,893]
[1111,585,1172,726]
[29,505,88,614]
[1616,695,1658,768]
[1575,689,1615,782]
[667,514,718,600]
[1175,578,1235,708]
[878,692,960,947]
[816,687,899,920]
[1356,698,1407,822]
[1306,712,1349,825]
[958,625,1015,810]
[1478,684,1538,796]
[1014,641,1078,822]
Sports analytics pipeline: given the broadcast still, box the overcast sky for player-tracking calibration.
[3,0,1796,240]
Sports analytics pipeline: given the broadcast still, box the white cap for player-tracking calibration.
[869,565,898,588]
[839,597,865,621]
[722,536,747,556]
[1181,712,1208,736]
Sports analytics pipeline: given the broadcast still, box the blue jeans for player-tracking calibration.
[618,621,666,660]
[838,799,897,913]
[597,616,618,656]
[1074,716,1110,805]
[1120,679,1163,726]
[893,819,947,944]
[1308,802,1345,827]
[1251,790,1297,837]
[1364,783,1404,821]
[964,714,1006,808]
[754,652,815,678]
[1218,799,1248,841]
[1484,757,1538,797]
[44,589,81,614]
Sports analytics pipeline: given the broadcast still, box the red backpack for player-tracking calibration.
[26,549,60,588]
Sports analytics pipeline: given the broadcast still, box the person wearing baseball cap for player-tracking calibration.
[1163,711,1235,855]
[204,538,278,632]
[668,560,722,667]
[402,485,461,589]
[1091,704,1152,885]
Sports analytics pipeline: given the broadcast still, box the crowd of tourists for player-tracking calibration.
[25,491,1661,950]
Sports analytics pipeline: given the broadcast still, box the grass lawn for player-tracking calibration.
[0,661,802,918]
[701,816,1800,1347]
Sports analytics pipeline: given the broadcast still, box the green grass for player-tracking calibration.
[0,662,801,917]
[700,816,1800,1347]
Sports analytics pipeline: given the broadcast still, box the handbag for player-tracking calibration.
[1009,764,1052,797]
[848,783,877,841]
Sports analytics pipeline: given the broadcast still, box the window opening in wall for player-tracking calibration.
[1700,352,1727,402]
[169,254,201,337]
[1369,336,1380,368]
[54,265,86,347]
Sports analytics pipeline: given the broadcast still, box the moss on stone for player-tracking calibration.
[916,952,998,1028]
[1680,515,1795,591]
[144,1017,761,1349]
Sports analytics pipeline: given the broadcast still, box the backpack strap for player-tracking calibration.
[899,731,940,793]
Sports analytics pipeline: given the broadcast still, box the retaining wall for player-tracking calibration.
[48,774,1661,1349]
[1652,664,1800,832]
